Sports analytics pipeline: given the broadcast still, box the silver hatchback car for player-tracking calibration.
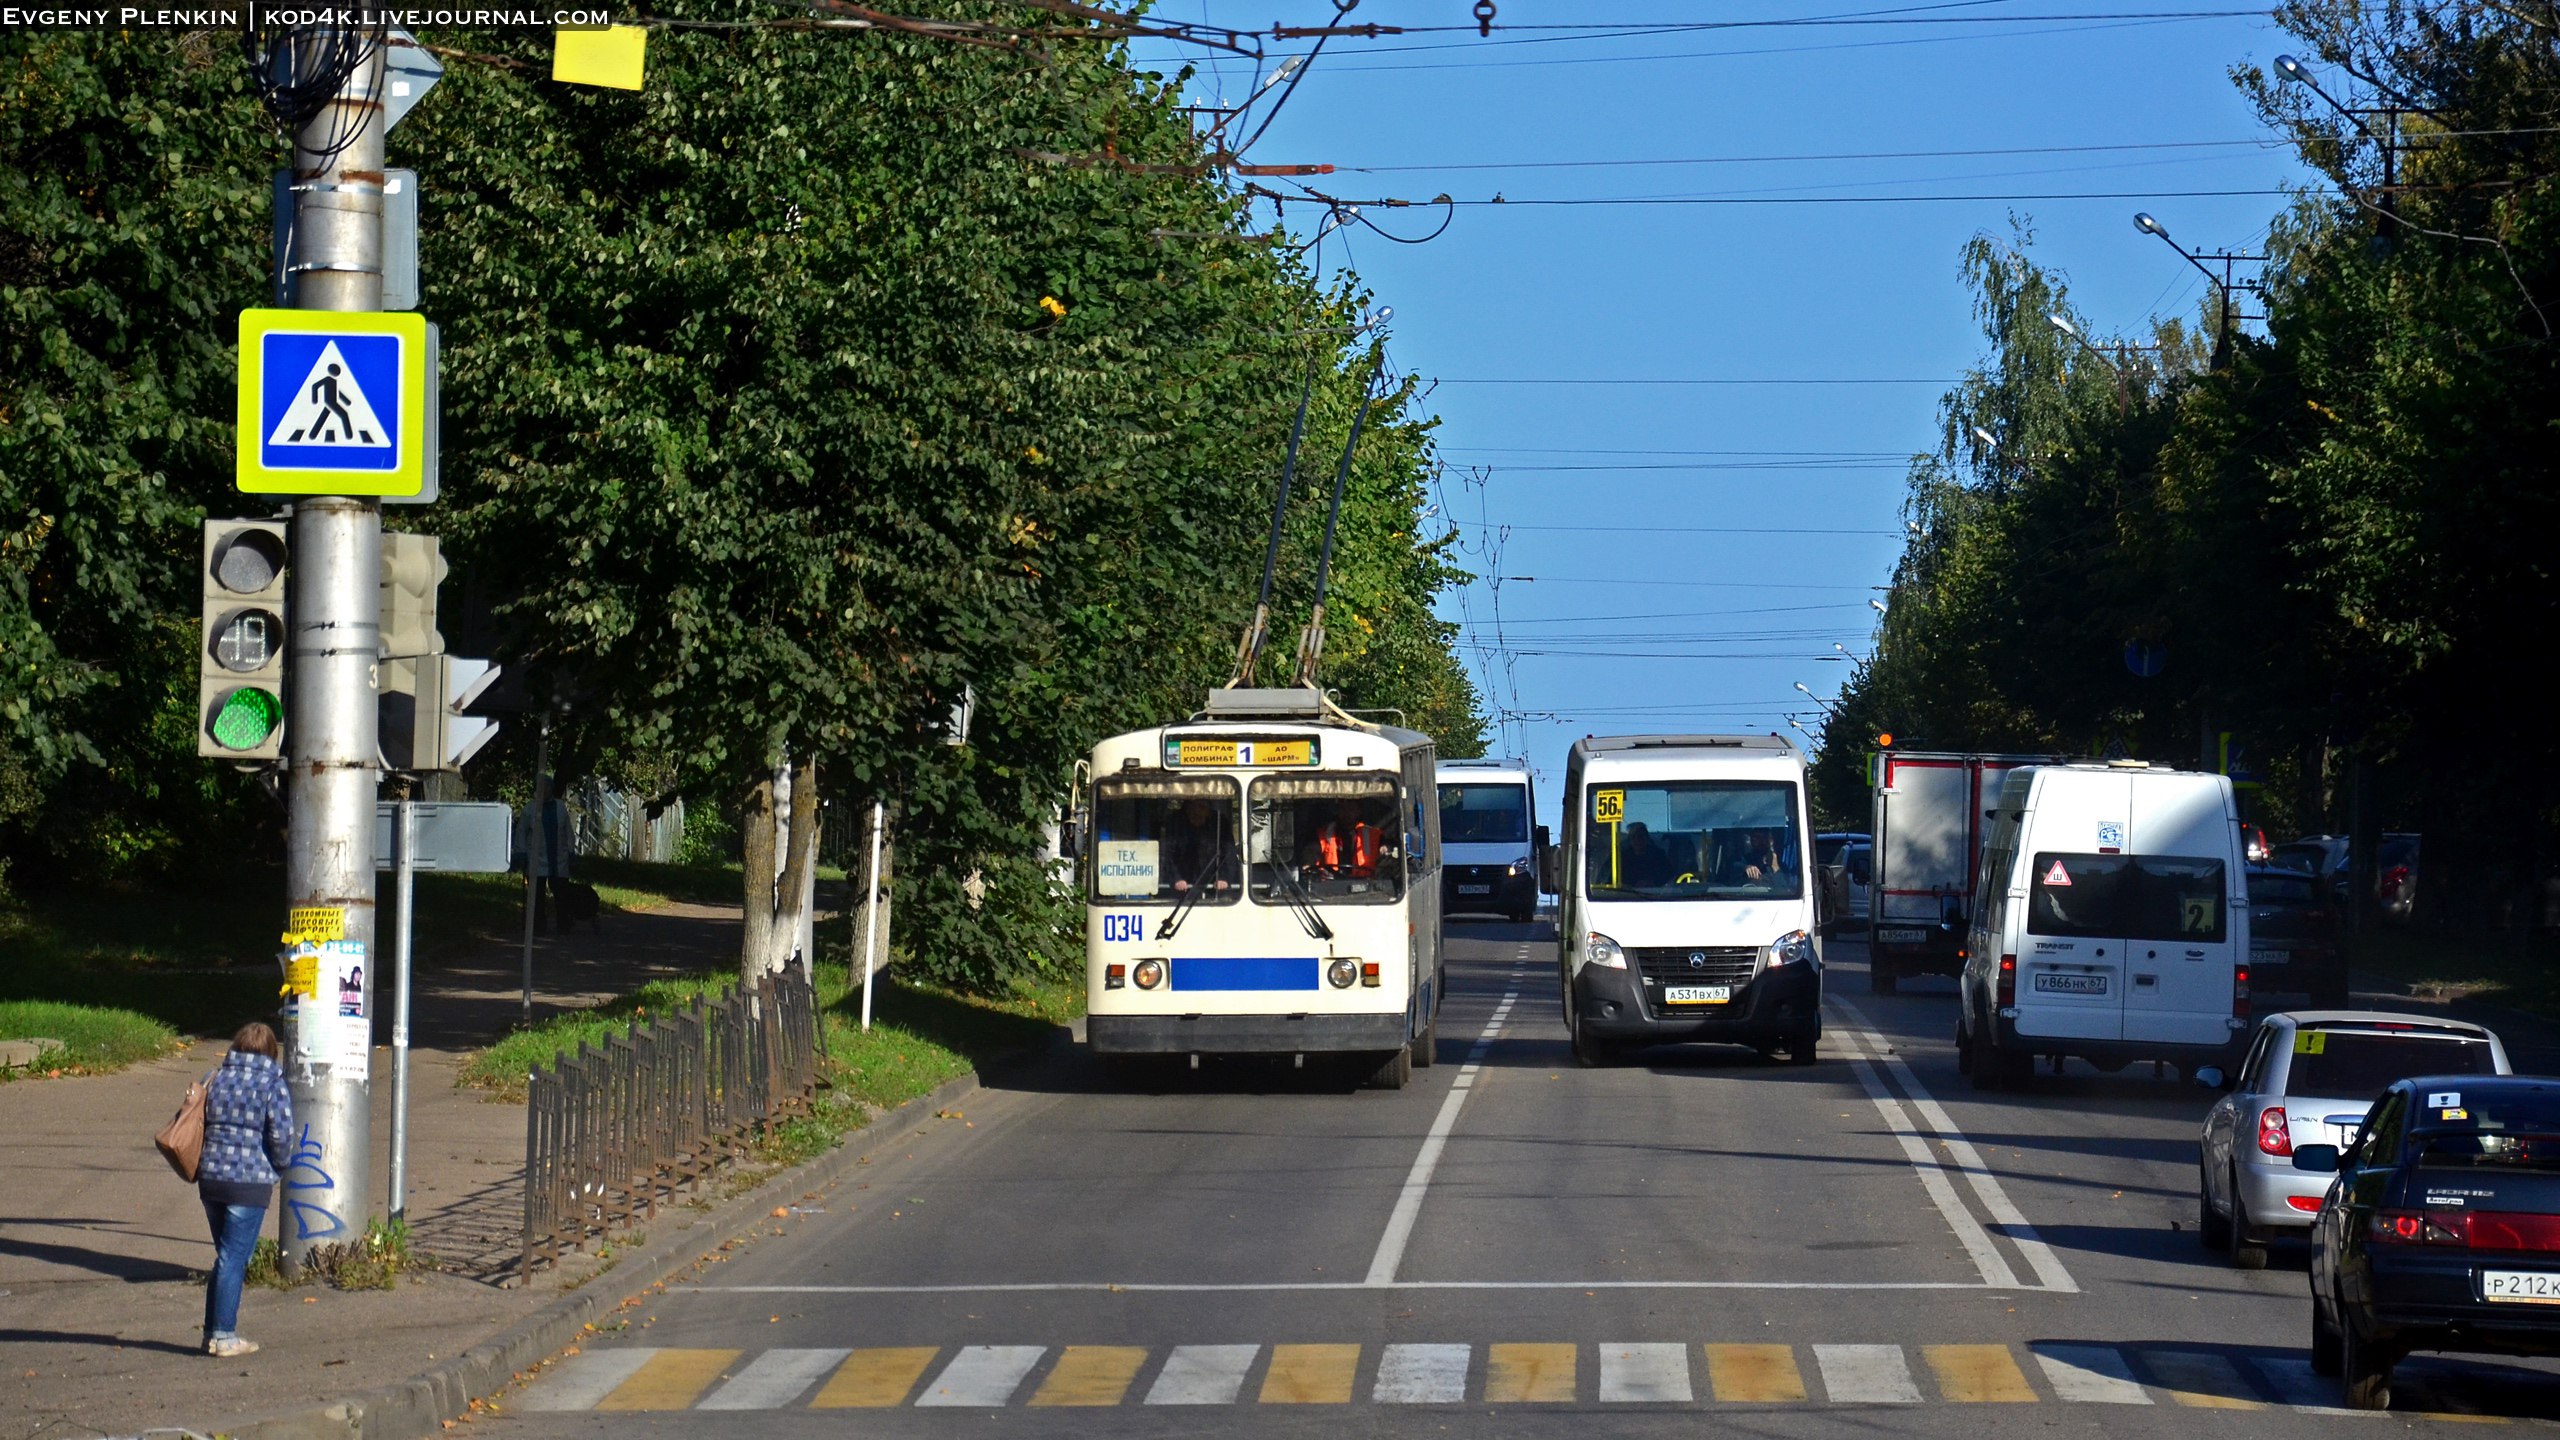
[2196,1011,2508,1267]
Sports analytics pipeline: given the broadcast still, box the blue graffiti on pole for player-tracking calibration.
[283,1122,346,1240]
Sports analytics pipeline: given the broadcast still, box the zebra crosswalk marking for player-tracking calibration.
[1146,1344,1260,1405]
[1922,1344,2037,1403]
[2148,1351,2266,1409]
[519,1346,657,1410]
[594,1348,737,1411]
[1706,1343,1807,1403]
[1261,1344,1361,1404]
[1484,1342,1576,1402]
[809,1346,936,1408]
[1814,1345,1921,1404]
[1028,1346,1147,1407]
[1598,1343,1692,1403]
[2031,1343,2152,1405]
[697,1348,850,1411]
[917,1345,1045,1407]
[1373,1343,1470,1404]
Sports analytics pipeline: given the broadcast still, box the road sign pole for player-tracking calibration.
[279,27,387,1273]
[389,797,415,1223]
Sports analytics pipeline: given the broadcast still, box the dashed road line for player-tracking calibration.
[1365,988,1517,1285]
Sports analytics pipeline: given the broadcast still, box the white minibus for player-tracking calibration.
[1437,759,1540,923]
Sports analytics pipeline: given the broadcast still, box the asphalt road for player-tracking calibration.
[486,924,2560,1435]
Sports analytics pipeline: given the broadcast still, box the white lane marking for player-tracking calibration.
[1365,989,1519,1285]
[1600,1343,1692,1403]
[2030,1344,2151,1404]
[1374,1344,1471,1403]
[1830,997,2080,1294]
[517,1348,658,1410]
[1830,1029,2021,1290]
[2248,1356,2361,1416]
[1144,1344,1260,1405]
[915,1346,1045,1407]
[1813,1344,1921,1404]
[695,1279,1999,1294]
[697,1348,852,1410]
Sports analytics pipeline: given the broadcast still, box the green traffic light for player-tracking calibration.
[209,687,284,751]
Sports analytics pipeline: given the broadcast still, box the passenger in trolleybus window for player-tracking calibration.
[1310,798,1382,879]
[1164,798,1237,897]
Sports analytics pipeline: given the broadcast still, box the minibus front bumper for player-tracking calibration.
[1572,958,1821,1047]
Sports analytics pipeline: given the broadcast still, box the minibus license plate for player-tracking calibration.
[1458,884,1491,895]
[2484,1271,2560,1303]
[2250,947,2285,964]
[2033,973,2108,995]
[1879,928,1927,944]
[1663,985,1731,1005]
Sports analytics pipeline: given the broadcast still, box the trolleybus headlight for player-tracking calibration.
[1584,932,1627,969]
[1765,930,1817,968]
[1132,958,1166,991]
[1327,959,1359,989]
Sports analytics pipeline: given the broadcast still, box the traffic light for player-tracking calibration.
[379,532,445,658]
[379,655,504,773]
[199,520,289,759]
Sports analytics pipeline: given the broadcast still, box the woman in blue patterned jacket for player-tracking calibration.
[199,1021,295,1358]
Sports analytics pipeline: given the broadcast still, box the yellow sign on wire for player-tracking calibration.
[554,25,647,90]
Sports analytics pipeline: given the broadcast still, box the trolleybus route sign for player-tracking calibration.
[1165,737,1318,767]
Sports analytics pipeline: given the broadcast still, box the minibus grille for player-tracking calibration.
[1632,946,1758,986]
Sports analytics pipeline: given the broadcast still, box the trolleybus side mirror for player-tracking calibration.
[1061,817,1084,864]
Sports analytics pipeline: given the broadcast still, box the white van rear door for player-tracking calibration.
[2018,849,2126,1040]
[2121,778,2241,1047]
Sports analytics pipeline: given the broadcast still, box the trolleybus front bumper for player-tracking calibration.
[1088,1011,1412,1055]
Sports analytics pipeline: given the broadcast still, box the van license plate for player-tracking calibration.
[1878,928,1927,944]
[2250,947,2285,964]
[1662,986,1731,1005]
[2483,1271,2560,1304]
[1458,885,1491,895]
[2033,974,2109,995]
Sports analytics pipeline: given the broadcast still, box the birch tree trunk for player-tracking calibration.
[767,751,821,977]
[739,770,779,986]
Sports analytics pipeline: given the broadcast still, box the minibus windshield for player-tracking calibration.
[1584,781,1802,900]
[1440,783,1529,844]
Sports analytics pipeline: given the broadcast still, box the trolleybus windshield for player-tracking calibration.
[1249,773,1405,904]
[1089,775,1240,904]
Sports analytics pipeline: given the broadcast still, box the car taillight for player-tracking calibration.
[2369,1209,2469,1246]
[1995,955,2016,1008]
[2232,964,2250,1020]
[2382,864,2412,898]
[2257,1106,2293,1158]
[2461,1213,2560,1253]
[2286,1196,2323,1213]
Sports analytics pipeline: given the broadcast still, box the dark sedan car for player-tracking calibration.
[2246,865,2348,1006]
[2300,1076,2560,1409]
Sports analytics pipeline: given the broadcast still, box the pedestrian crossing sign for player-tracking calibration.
[236,309,428,496]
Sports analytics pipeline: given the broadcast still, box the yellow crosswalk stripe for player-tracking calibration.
[2145,1352,2262,1409]
[1260,1344,1361,1404]
[1484,1343,1577,1402]
[808,1347,939,1408]
[593,1348,740,1411]
[1030,1346,1149,1407]
[1705,1343,1807,1402]
[1921,1344,2037,1403]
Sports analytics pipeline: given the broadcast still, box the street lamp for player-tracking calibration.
[1869,598,1888,614]
[1792,681,1840,717]
[2273,54,2425,242]
[2131,213,2264,368]
[2047,313,2133,412]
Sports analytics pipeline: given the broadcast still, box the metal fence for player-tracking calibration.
[520,962,822,1277]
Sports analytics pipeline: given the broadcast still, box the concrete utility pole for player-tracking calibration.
[281,28,388,1271]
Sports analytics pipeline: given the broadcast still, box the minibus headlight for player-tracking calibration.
[1132,958,1166,991]
[1327,958,1359,989]
[1507,857,1533,877]
[1584,932,1627,969]
[1765,930,1816,968]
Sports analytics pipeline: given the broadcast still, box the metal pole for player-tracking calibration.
[279,25,386,1272]
[389,796,414,1222]
[860,800,884,1031]
[521,713,551,1022]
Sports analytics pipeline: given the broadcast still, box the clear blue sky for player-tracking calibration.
[1145,2,2312,810]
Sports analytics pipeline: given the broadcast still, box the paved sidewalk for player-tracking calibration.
[0,901,746,1439]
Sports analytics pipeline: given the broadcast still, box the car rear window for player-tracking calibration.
[2412,1090,2560,1170]
[2026,853,2227,943]
[2247,871,2323,906]
[2287,1033,2490,1097]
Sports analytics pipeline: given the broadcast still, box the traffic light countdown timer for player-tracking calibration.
[199,520,290,759]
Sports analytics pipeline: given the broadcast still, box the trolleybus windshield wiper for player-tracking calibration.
[1269,862,1334,941]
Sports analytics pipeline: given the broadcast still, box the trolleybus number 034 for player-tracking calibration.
[1169,738,1316,767]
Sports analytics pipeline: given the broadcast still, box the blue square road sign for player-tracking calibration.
[236,310,429,497]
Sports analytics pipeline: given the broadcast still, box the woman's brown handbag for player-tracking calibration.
[154,1076,209,1181]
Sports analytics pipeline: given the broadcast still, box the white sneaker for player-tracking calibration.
[207,1336,260,1358]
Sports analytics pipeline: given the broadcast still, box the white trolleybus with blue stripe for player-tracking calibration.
[1070,356,1445,1089]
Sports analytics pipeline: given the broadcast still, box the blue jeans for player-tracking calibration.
[201,1199,266,1342]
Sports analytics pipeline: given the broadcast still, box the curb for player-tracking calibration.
[211,1025,1075,1440]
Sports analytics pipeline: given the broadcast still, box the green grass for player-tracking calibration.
[0,998,183,1076]
[2351,926,2560,1016]
[456,970,750,1098]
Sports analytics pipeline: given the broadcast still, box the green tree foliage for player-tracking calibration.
[1819,0,2558,925]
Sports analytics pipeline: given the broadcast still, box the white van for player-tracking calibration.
[1438,759,1540,923]
[1551,735,1823,1066]
[1957,761,2251,1088]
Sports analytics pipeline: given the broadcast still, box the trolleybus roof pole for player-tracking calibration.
[1292,352,1387,689]
[1231,361,1320,689]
